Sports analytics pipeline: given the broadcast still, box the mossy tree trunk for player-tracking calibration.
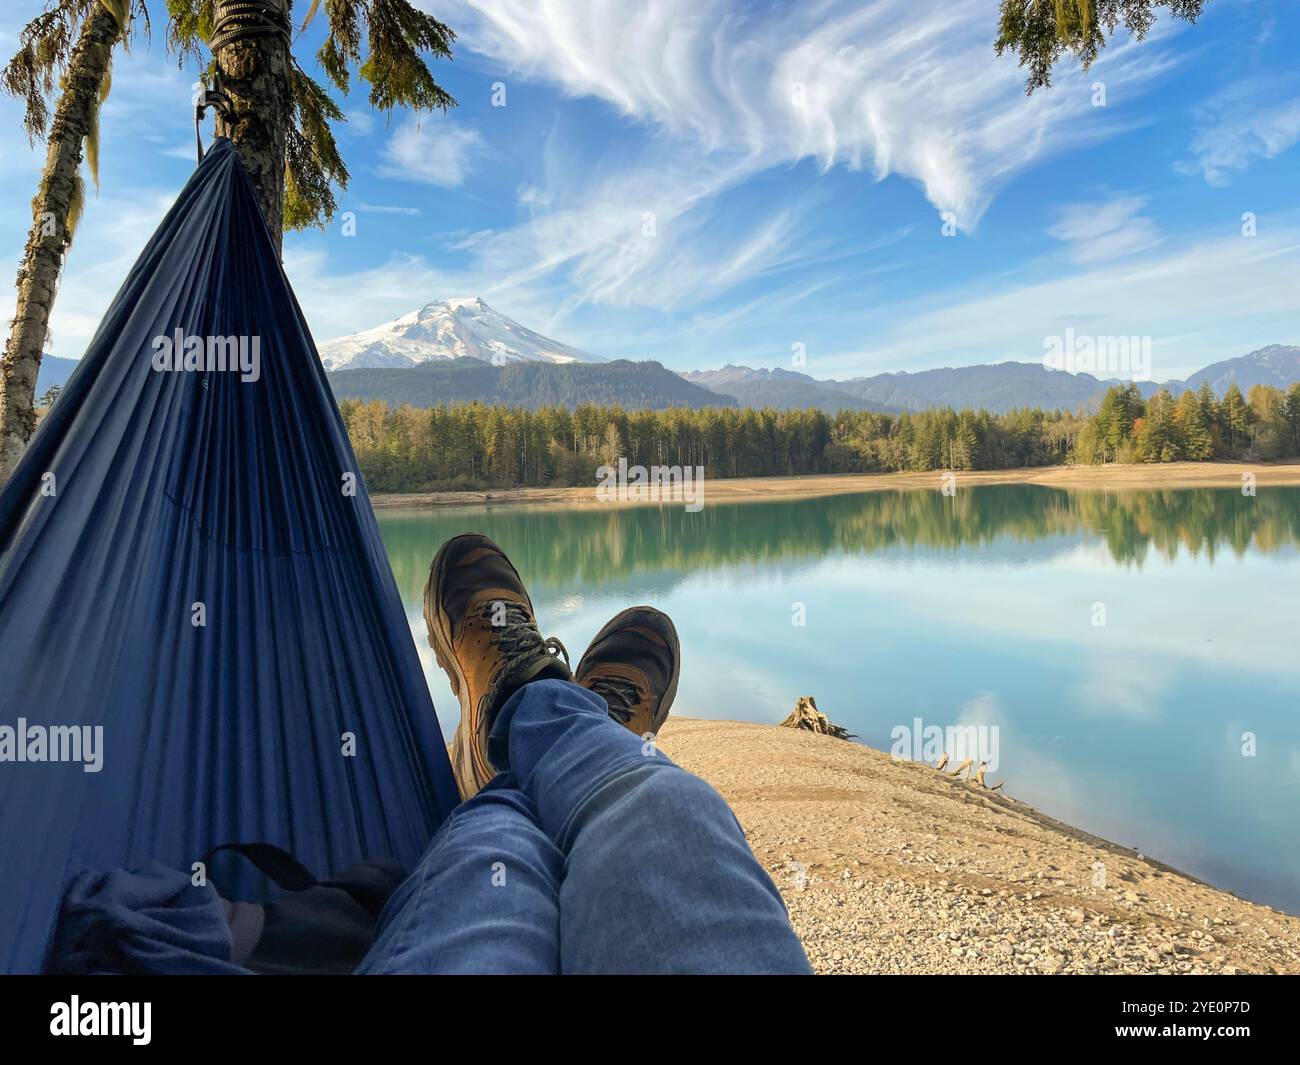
[0,4,120,484]
[211,0,292,249]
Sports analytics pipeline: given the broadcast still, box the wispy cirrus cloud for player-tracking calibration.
[354,202,423,216]
[8,0,1280,378]
[1182,78,1300,185]
[441,0,1172,223]
[1048,195,1163,265]
[463,166,817,318]
[428,0,1179,315]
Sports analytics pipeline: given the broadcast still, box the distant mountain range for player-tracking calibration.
[328,358,731,411]
[33,292,1300,418]
[324,343,1300,415]
[678,366,897,413]
[1163,345,1300,396]
[316,302,1298,414]
[317,297,604,370]
[684,345,1300,414]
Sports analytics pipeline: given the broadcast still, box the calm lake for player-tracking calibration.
[375,484,1300,913]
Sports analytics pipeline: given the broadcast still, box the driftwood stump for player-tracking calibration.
[780,696,853,740]
[937,754,1005,791]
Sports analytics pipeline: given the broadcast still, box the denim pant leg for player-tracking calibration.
[357,777,562,974]
[491,679,811,975]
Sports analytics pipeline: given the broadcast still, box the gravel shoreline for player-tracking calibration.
[657,719,1300,975]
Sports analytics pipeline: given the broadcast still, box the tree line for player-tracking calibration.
[1076,382,1300,464]
[339,380,1300,494]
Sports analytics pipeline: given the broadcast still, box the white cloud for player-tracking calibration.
[160,143,199,162]
[441,0,1173,226]
[827,222,1300,380]
[1184,79,1300,185]
[422,0,1177,316]
[515,184,550,208]
[344,110,376,136]
[1048,195,1162,265]
[282,248,452,343]
[378,117,486,187]
[355,202,423,216]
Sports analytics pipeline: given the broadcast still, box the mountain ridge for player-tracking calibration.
[683,346,1300,414]
[328,357,733,412]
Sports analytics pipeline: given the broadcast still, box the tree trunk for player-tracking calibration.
[211,0,292,248]
[0,5,120,484]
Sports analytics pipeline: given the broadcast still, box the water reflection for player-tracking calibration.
[376,485,1300,913]
[380,486,1300,595]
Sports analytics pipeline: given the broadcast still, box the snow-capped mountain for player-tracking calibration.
[317,297,604,370]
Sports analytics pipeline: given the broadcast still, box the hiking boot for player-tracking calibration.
[425,533,571,799]
[575,607,680,738]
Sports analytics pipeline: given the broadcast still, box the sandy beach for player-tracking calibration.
[658,719,1300,975]
[370,461,1300,510]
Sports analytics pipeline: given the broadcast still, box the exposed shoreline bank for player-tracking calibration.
[370,461,1300,510]
[659,719,1300,974]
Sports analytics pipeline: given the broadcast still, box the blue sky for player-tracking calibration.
[1,0,1298,380]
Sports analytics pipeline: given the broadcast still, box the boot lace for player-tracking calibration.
[483,600,569,677]
[584,674,645,725]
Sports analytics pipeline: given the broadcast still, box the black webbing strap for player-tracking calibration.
[209,1,291,53]
[200,842,319,892]
[196,2,289,163]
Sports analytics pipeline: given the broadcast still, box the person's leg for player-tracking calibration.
[357,777,562,974]
[419,534,808,973]
[491,679,811,975]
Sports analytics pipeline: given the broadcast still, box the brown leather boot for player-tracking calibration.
[425,533,571,799]
[574,607,680,738]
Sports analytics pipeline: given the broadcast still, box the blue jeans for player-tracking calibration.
[358,679,811,974]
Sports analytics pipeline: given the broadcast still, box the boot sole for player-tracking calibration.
[425,535,542,793]
[425,537,482,792]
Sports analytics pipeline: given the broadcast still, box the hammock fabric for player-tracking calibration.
[0,139,459,974]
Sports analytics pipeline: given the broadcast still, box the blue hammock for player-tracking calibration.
[0,139,459,974]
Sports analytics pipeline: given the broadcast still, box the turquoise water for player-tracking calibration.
[375,484,1300,913]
